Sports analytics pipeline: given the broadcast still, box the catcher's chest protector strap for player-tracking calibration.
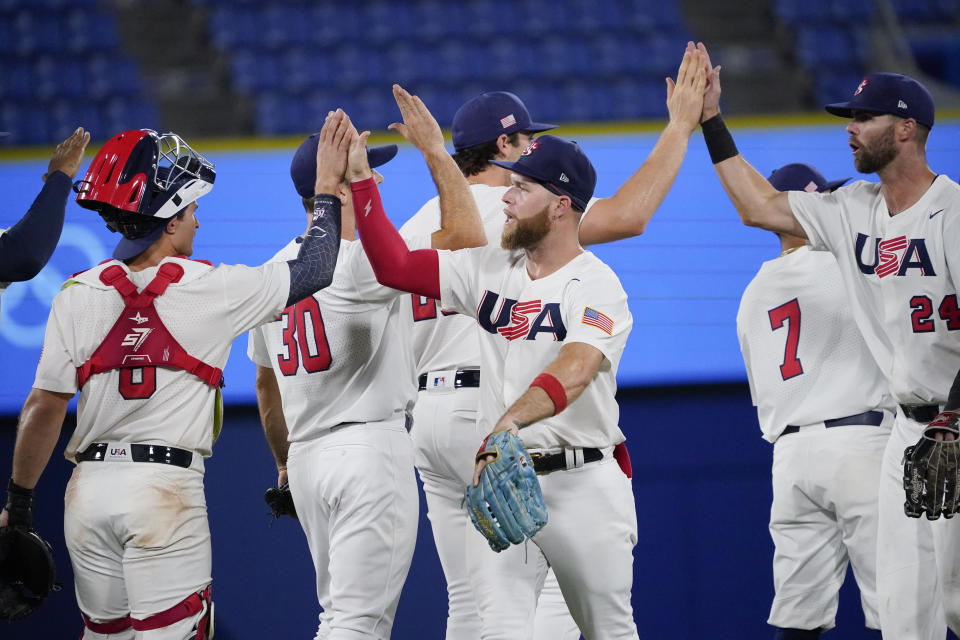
[76,263,223,389]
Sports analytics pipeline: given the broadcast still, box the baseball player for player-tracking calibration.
[349,130,643,639]
[247,91,486,640]
[398,44,706,640]
[737,162,892,638]
[0,116,346,639]
[697,40,960,639]
[0,127,90,324]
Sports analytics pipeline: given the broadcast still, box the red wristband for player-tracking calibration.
[530,373,567,415]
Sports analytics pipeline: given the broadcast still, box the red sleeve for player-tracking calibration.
[351,177,441,300]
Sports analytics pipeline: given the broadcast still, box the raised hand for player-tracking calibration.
[347,130,373,183]
[665,42,707,134]
[44,126,91,181]
[697,41,722,122]
[388,84,445,155]
[315,109,356,195]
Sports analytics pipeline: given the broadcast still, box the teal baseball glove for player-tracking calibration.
[464,431,548,552]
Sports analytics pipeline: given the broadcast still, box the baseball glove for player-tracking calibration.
[264,482,298,520]
[904,410,960,520]
[464,431,547,552]
[0,527,58,621]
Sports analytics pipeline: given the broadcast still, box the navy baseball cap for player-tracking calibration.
[452,92,556,151]
[113,225,164,261]
[490,135,597,211]
[290,133,398,199]
[825,72,935,129]
[767,163,850,193]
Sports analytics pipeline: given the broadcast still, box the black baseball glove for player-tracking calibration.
[904,410,960,520]
[264,482,298,520]
[0,480,58,621]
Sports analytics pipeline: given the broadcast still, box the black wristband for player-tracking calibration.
[4,479,33,529]
[701,114,739,164]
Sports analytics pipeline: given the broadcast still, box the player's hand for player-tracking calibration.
[697,41,722,122]
[0,509,8,529]
[665,42,706,134]
[388,84,445,155]
[472,454,493,487]
[43,126,90,181]
[277,465,288,488]
[315,109,355,195]
[473,420,521,486]
[347,130,374,182]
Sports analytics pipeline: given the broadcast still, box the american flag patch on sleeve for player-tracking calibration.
[581,307,613,334]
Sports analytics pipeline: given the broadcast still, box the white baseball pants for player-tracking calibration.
[288,416,418,640]
[411,386,580,640]
[876,412,960,639]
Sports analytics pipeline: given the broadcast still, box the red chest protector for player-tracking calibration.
[76,262,223,398]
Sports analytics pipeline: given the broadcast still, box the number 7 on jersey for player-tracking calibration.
[768,298,804,380]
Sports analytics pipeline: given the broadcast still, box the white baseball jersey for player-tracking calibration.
[737,246,894,442]
[34,257,290,459]
[789,176,960,403]
[397,187,601,375]
[398,184,508,374]
[438,245,632,450]
[247,235,430,442]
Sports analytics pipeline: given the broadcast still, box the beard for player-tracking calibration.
[501,205,551,250]
[853,123,898,174]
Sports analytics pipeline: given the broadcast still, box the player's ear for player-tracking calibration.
[336,180,351,205]
[494,134,511,158]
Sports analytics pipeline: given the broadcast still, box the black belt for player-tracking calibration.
[782,410,885,436]
[77,443,194,469]
[418,368,480,391]
[899,404,941,423]
[529,448,603,475]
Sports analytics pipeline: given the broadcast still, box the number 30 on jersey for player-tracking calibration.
[277,298,332,375]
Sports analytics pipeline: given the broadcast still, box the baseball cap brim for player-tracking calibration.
[489,159,549,185]
[823,176,851,191]
[367,144,399,169]
[113,225,164,261]
[824,102,889,119]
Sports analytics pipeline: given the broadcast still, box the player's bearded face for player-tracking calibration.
[852,121,898,174]
[501,204,551,250]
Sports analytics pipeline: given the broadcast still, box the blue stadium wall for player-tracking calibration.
[1,119,959,638]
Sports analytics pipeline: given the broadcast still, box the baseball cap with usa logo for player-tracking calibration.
[825,72,935,129]
[452,91,556,151]
[490,135,597,212]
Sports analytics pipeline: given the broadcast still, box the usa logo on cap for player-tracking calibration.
[854,78,869,95]
[521,140,539,156]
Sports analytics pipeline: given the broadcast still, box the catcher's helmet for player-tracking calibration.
[74,129,215,259]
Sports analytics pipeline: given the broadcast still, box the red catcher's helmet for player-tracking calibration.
[74,129,215,226]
